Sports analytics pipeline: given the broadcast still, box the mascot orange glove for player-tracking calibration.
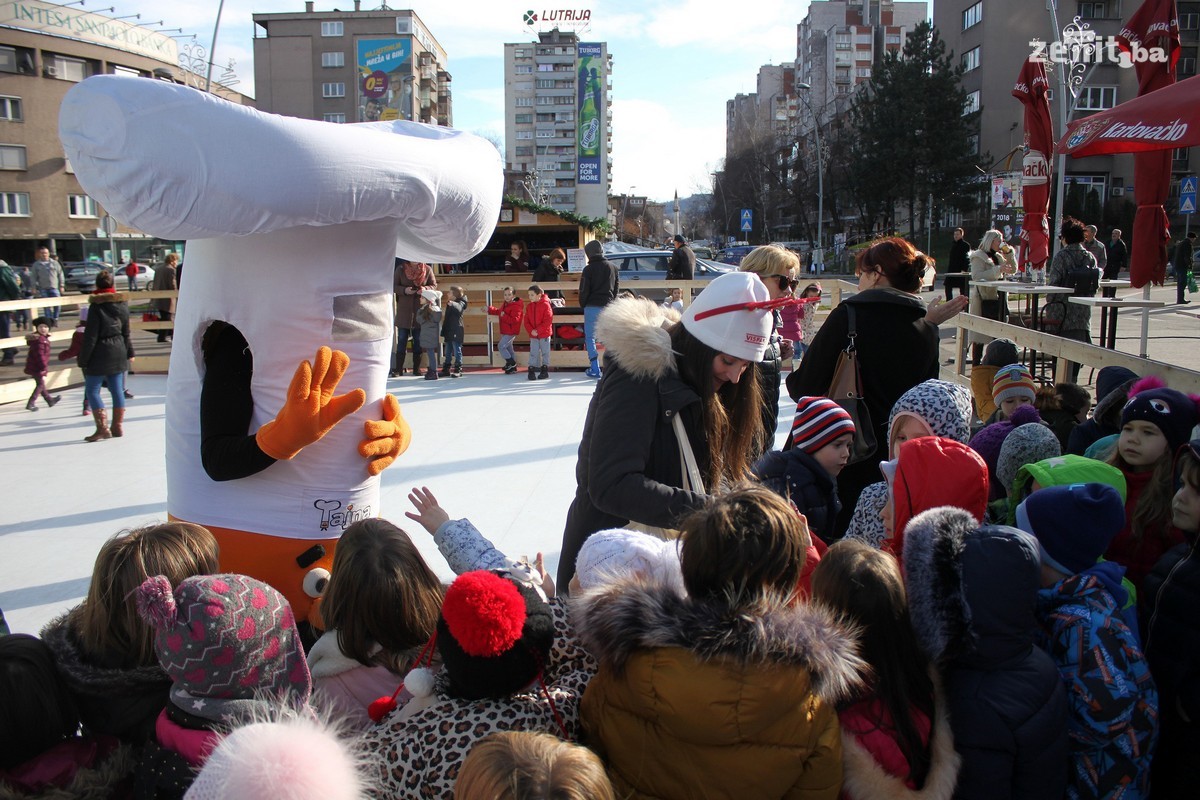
[359,393,412,476]
[255,346,366,461]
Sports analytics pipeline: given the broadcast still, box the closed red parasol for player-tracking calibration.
[1013,58,1054,268]
[1058,0,1180,288]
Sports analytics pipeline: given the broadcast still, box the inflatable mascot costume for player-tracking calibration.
[58,76,502,632]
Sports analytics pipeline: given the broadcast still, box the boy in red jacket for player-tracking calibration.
[486,286,524,374]
[524,284,553,381]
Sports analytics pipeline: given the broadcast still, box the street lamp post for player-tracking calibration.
[797,83,824,270]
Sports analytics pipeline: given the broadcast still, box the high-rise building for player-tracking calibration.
[253,2,451,126]
[503,28,611,218]
[934,0,1200,232]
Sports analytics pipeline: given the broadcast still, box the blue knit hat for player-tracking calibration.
[1015,483,1125,575]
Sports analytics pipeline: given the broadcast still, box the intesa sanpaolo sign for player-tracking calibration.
[0,0,179,63]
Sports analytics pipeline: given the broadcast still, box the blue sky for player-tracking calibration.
[74,0,892,201]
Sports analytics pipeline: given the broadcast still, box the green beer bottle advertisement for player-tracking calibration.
[576,43,602,184]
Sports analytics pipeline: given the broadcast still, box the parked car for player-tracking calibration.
[601,248,734,300]
[63,261,112,293]
[719,245,756,266]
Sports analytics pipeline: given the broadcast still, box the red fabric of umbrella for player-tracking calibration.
[1013,58,1054,268]
[1058,76,1199,157]
[1118,0,1179,288]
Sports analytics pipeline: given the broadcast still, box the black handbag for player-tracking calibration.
[825,305,878,465]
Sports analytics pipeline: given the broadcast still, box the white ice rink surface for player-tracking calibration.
[1,369,790,635]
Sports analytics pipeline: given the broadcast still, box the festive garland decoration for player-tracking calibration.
[502,194,612,234]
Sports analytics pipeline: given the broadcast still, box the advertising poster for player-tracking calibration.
[357,38,413,122]
[992,207,1024,247]
[577,42,603,185]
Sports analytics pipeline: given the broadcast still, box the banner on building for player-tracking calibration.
[992,207,1024,246]
[357,38,413,122]
[577,42,603,185]
[1,0,178,63]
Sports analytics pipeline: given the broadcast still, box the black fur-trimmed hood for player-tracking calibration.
[41,613,168,694]
[571,578,863,704]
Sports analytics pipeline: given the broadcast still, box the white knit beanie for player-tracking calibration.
[576,529,683,592]
[681,272,773,361]
[184,712,365,800]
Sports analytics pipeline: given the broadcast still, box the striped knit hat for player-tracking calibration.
[791,396,855,454]
[991,364,1037,406]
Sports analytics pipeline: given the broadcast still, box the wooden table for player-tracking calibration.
[1069,296,1166,350]
[973,280,1074,376]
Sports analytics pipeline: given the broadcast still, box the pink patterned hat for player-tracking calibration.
[136,573,311,722]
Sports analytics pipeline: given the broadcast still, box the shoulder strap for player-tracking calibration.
[843,303,858,352]
[671,413,706,495]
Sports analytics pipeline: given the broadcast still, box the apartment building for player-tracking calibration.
[503,28,612,218]
[253,2,451,126]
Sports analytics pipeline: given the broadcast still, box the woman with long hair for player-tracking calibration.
[558,271,773,588]
[77,268,134,441]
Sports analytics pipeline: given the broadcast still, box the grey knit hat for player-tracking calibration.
[996,421,1062,496]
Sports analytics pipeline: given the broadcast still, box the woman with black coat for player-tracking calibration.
[78,269,133,442]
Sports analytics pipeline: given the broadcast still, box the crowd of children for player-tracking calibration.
[5,331,1200,799]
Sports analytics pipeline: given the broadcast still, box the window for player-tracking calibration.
[1076,85,1116,110]
[0,46,16,74]
[112,65,140,77]
[536,96,556,105]
[322,82,345,98]
[515,130,533,140]
[0,191,29,216]
[0,96,22,122]
[835,34,851,50]
[537,63,554,72]
[513,48,529,58]
[962,47,980,72]
[516,81,533,92]
[1173,147,1190,165]
[1181,13,1199,30]
[68,194,97,218]
[515,97,533,107]
[536,79,555,88]
[536,129,556,138]
[967,133,980,155]
[0,144,26,170]
[1064,174,1106,200]
[322,52,344,68]
[855,33,872,44]
[962,2,983,30]
[44,55,89,82]
[321,21,344,37]
[1180,57,1197,77]
[1078,2,1106,18]
[323,113,346,123]
[515,113,533,123]
[885,33,901,44]
[964,90,980,114]
[515,146,533,156]
[558,161,574,170]
[856,66,871,78]
[515,64,532,74]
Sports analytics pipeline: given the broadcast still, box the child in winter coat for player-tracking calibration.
[57,308,91,414]
[795,282,822,363]
[23,316,59,411]
[846,379,975,547]
[878,437,990,560]
[903,508,1070,800]
[1143,440,1200,797]
[307,518,444,729]
[970,338,1019,422]
[1036,383,1091,451]
[134,573,312,799]
[486,286,524,374]
[418,289,442,381]
[575,485,862,800]
[988,417,1062,522]
[811,541,960,800]
[440,286,468,378]
[1105,378,1200,597]
[1015,483,1159,799]
[39,523,221,746]
[362,567,595,799]
[969,404,1047,501]
[1068,366,1138,456]
[987,363,1037,424]
[754,395,856,544]
[0,634,136,799]
[524,284,553,380]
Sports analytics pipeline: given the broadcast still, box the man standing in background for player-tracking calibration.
[30,246,63,322]
[946,227,971,300]
[1083,224,1108,279]
[1105,229,1127,280]
[667,234,695,281]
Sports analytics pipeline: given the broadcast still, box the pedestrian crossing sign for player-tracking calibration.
[740,208,753,232]
[1183,196,1197,214]
[1182,175,1197,215]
